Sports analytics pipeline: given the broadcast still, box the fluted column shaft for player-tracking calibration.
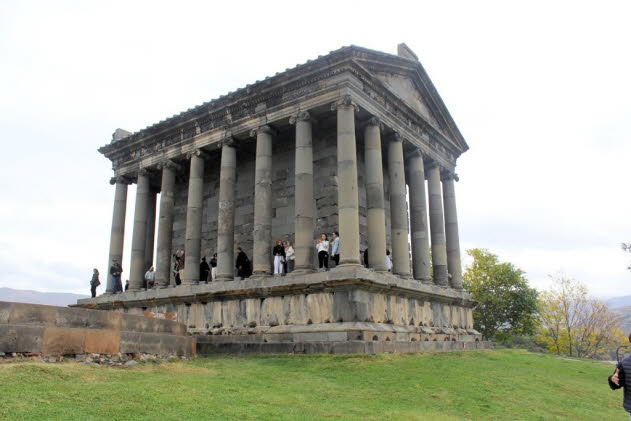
[388,134,411,277]
[408,153,431,283]
[129,170,150,291]
[105,177,129,294]
[155,162,177,288]
[144,190,157,271]
[216,141,237,281]
[364,118,387,272]
[183,151,205,285]
[291,112,315,272]
[443,175,463,290]
[251,126,273,276]
[334,96,360,265]
[427,163,448,286]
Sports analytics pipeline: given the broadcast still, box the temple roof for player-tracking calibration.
[104,44,468,162]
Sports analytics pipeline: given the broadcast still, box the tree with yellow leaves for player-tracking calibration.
[538,273,625,358]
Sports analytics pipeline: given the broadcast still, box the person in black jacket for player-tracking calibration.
[610,333,631,418]
[235,247,251,279]
[110,260,123,293]
[200,257,210,284]
[90,269,100,298]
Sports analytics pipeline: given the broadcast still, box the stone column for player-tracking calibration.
[183,149,206,285]
[251,125,273,276]
[332,95,361,266]
[388,133,411,277]
[216,138,237,281]
[155,160,178,288]
[442,173,463,290]
[408,151,431,283]
[290,111,315,273]
[427,162,448,287]
[105,176,129,294]
[144,190,157,271]
[363,117,387,272]
[129,169,150,291]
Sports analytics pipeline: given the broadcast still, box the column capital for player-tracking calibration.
[331,95,359,112]
[366,116,381,127]
[289,110,313,125]
[137,168,150,177]
[109,175,132,185]
[158,159,182,171]
[441,171,459,182]
[390,131,405,143]
[249,124,275,138]
[219,131,237,148]
[186,148,209,160]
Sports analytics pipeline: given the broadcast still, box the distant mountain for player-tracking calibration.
[614,306,631,333]
[607,295,631,309]
[0,287,88,307]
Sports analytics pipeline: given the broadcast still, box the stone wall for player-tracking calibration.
[0,301,195,357]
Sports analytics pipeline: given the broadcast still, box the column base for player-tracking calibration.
[250,271,271,279]
[334,262,363,269]
[289,268,315,275]
[216,276,234,282]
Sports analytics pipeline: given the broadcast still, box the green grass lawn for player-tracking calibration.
[0,349,623,420]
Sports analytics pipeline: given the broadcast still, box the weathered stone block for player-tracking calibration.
[42,327,86,356]
[84,329,120,354]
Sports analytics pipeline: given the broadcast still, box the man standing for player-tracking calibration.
[110,259,123,293]
[144,266,155,289]
[330,232,340,267]
[200,257,210,284]
[609,333,631,419]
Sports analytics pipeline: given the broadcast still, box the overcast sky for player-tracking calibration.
[1,1,629,298]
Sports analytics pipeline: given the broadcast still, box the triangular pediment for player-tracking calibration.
[350,46,468,153]
[373,72,440,127]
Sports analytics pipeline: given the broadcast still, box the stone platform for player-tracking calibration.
[0,301,195,357]
[76,267,482,354]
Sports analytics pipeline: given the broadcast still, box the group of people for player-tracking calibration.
[96,230,396,295]
[272,240,295,275]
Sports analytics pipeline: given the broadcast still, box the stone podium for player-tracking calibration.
[76,44,487,354]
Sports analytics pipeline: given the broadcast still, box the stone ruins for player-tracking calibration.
[76,44,488,354]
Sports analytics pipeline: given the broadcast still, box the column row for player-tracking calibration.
[105,95,463,291]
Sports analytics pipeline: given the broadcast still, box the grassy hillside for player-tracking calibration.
[0,349,624,420]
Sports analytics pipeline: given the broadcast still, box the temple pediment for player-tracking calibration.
[373,72,439,127]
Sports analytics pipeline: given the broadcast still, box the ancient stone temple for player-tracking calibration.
[76,43,487,354]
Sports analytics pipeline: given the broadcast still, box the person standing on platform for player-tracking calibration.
[144,266,155,289]
[174,250,184,286]
[284,241,295,274]
[316,234,330,272]
[273,240,285,275]
[385,249,393,272]
[200,257,210,284]
[330,232,340,267]
[90,268,100,298]
[235,247,252,279]
[210,253,217,281]
[110,260,123,293]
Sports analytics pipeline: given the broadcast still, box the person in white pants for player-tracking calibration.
[273,239,285,275]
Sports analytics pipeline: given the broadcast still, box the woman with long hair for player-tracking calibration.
[273,239,285,275]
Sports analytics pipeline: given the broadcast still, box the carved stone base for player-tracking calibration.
[74,267,481,354]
